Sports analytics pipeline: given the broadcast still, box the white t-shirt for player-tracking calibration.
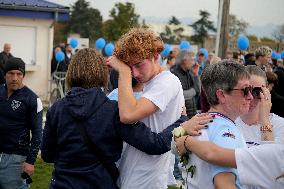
[236,144,284,189]
[236,113,284,147]
[235,113,284,189]
[181,113,246,189]
[118,71,185,189]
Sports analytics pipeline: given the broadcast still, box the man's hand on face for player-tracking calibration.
[106,56,131,73]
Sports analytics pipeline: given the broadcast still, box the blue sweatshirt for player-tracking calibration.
[41,87,187,189]
[0,84,43,164]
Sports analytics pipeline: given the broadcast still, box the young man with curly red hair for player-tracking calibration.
[107,28,186,188]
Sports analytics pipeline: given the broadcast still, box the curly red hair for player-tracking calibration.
[114,28,164,65]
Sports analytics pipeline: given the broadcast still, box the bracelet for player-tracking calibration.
[184,135,191,152]
[260,124,273,132]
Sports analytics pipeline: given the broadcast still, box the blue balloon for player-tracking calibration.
[272,51,277,59]
[96,38,106,49]
[180,40,190,50]
[281,51,284,59]
[161,44,171,57]
[104,43,114,56]
[199,48,209,59]
[275,53,281,60]
[237,35,249,50]
[70,38,78,48]
[55,51,65,62]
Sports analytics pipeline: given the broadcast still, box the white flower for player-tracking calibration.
[172,126,186,138]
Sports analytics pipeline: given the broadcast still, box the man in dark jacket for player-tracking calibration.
[0,57,42,189]
[0,43,13,84]
[172,50,200,118]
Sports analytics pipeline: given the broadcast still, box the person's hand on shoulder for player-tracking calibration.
[181,113,214,136]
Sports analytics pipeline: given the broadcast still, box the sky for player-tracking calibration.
[50,0,284,26]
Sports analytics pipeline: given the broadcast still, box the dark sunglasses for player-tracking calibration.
[229,86,262,98]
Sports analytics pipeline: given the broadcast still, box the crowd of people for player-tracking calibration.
[0,27,283,189]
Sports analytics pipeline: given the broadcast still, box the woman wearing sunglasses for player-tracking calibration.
[175,65,284,188]
[235,65,284,147]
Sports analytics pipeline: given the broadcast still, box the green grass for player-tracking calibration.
[30,158,53,189]
[168,186,180,189]
[30,158,181,189]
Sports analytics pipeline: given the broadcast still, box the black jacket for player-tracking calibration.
[271,89,284,117]
[41,87,186,189]
[172,66,200,118]
[0,85,42,164]
[274,67,284,97]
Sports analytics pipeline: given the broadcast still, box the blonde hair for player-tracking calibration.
[255,46,272,59]
[66,48,108,90]
[114,28,164,65]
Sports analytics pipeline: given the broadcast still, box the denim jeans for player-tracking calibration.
[0,153,28,189]
[173,155,183,180]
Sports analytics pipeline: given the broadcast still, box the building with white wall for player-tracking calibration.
[0,0,69,102]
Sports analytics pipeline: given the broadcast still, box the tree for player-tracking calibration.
[68,0,103,42]
[53,21,69,45]
[102,2,140,41]
[228,14,249,37]
[247,35,258,42]
[160,16,186,44]
[190,10,216,47]
[169,16,181,25]
[260,37,275,43]
[273,24,284,51]
[141,19,149,29]
[273,24,284,43]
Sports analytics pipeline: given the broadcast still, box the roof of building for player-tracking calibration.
[0,0,68,10]
[0,0,70,21]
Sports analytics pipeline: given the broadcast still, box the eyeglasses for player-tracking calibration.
[229,86,262,98]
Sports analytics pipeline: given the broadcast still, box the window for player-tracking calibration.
[0,25,36,65]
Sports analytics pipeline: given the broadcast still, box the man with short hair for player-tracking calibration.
[0,57,43,189]
[173,60,253,189]
[107,28,185,189]
[172,50,200,118]
[254,46,272,70]
[0,43,13,84]
[196,51,205,76]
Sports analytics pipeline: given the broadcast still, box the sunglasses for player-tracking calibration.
[229,86,262,98]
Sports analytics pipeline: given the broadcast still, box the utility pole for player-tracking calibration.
[215,0,230,59]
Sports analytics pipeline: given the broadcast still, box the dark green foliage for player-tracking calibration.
[190,10,216,47]
[160,16,187,44]
[68,0,103,41]
[102,2,140,41]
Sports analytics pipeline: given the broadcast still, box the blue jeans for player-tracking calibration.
[173,155,183,180]
[0,153,28,189]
